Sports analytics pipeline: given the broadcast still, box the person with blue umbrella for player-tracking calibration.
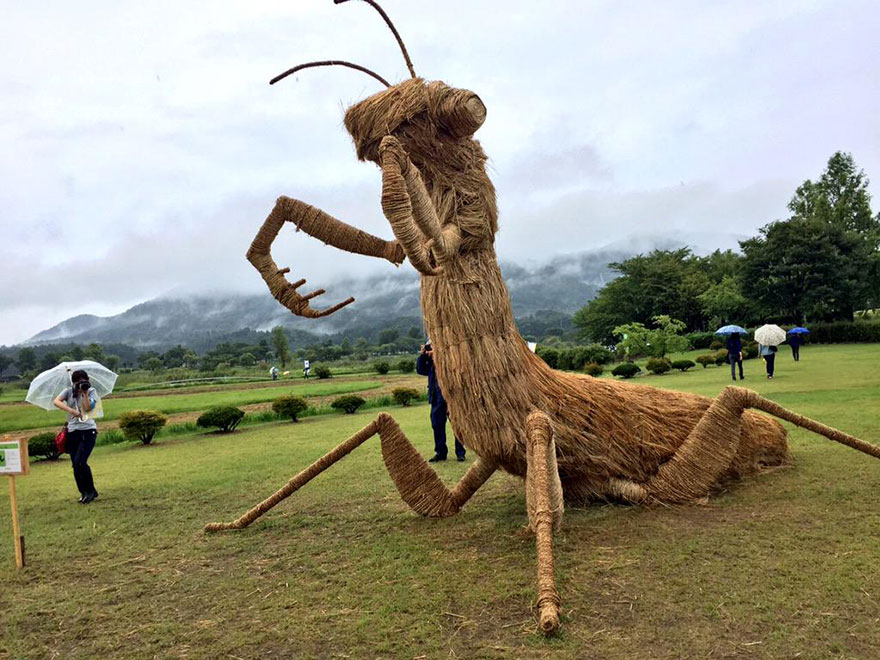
[787,327,809,362]
[716,325,748,381]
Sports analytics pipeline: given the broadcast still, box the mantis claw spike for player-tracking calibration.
[277,267,291,276]
[301,289,326,303]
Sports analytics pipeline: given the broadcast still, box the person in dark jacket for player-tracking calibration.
[725,332,744,381]
[416,341,466,462]
[788,333,802,361]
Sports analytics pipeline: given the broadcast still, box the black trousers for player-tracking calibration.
[764,353,776,377]
[67,429,97,496]
[429,398,465,459]
[791,344,800,361]
[729,353,744,379]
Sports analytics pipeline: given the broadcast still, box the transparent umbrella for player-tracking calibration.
[25,360,118,412]
[754,324,787,346]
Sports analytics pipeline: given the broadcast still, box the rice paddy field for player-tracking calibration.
[1,343,878,659]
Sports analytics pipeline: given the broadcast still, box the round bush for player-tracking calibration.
[579,343,614,365]
[272,395,308,422]
[743,342,759,359]
[119,410,168,444]
[645,357,671,375]
[313,365,332,379]
[397,359,415,374]
[611,363,641,379]
[197,405,245,432]
[535,346,559,369]
[713,349,729,366]
[696,355,716,368]
[392,387,420,406]
[709,340,724,350]
[583,362,604,377]
[331,395,366,414]
[670,359,696,372]
[374,361,391,375]
[28,432,59,461]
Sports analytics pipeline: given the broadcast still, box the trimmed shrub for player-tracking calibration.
[808,320,880,343]
[118,410,168,445]
[670,359,696,372]
[582,343,614,365]
[392,387,420,406]
[331,395,366,414]
[713,349,729,366]
[583,362,604,377]
[272,395,308,422]
[686,332,716,350]
[197,406,245,432]
[696,355,716,368]
[709,340,724,350]
[28,432,59,461]
[374,361,391,375]
[397,359,415,374]
[645,357,671,375]
[313,365,332,379]
[611,363,641,378]
[535,346,559,369]
[743,342,759,359]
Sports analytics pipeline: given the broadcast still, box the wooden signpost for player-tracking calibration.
[1,435,29,568]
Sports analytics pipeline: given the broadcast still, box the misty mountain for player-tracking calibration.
[24,249,630,350]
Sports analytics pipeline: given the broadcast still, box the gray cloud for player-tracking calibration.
[2,0,879,345]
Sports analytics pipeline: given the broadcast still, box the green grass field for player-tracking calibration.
[1,344,879,659]
[0,380,382,433]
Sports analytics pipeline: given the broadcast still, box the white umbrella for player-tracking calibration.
[754,324,787,346]
[25,360,118,411]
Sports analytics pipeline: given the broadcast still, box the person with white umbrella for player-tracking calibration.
[754,324,787,380]
[52,368,104,503]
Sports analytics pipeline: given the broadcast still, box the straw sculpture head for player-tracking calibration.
[211,0,880,637]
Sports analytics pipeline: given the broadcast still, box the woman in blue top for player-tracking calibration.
[725,332,744,381]
[53,369,100,503]
[758,343,777,379]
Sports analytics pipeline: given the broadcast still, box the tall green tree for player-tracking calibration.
[16,347,36,371]
[271,326,291,368]
[741,152,879,321]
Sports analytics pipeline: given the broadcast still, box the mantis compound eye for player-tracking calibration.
[428,84,487,139]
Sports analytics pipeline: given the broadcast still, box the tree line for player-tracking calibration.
[574,152,880,343]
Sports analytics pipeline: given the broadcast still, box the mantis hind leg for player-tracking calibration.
[205,412,496,531]
[646,385,751,504]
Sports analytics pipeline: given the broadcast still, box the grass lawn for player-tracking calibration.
[1,344,879,658]
[0,380,382,433]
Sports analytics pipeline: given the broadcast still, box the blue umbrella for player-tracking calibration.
[715,325,748,335]
[787,327,810,334]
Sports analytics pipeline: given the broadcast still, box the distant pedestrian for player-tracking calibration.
[788,333,802,361]
[726,332,745,381]
[53,369,100,504]
[270,366,279,381]
[303,359,311,378]
[416,341,466,462]
[759,343,777,379]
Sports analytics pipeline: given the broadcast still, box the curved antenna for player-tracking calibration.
[270,60,391,87]
[334,0,416,78]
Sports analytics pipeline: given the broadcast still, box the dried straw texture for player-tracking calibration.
[526,412,563,634]
[247,196,403,317]
[205,413,496,532]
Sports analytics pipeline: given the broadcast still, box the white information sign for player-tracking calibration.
[0,439,27,475]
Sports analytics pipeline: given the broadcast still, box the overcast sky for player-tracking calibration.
[2,0,878,346]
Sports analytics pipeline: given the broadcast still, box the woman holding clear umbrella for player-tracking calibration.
[53,369,100,503]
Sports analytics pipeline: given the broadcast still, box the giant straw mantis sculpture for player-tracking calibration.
[206,0,880,634]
